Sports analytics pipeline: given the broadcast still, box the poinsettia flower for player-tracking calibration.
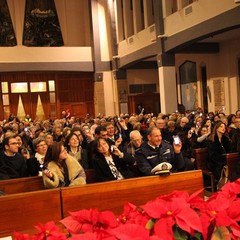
[13,232,31,240]
[60,209,118,234]
[157,189,205,210]
[32,221,67,240]
[111,223,150,240]
[224,198,240,239]
[219,179,240,200]
[70,229,116,240]
[199,193,233,240]
[142,197,202,240]
[117,202,149,227]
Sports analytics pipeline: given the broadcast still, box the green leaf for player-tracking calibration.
[145,218,156,230]
[173,225,189,240]
[193,232,203,240]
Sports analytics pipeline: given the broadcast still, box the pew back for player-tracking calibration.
[61,170,203,217]
[225,152,239,178]
[0,169,97,195]
[0,176,44,194]
[194,148,240,192]
[194,147,209,171]
[194,148,240,178]
[0,188,62,237]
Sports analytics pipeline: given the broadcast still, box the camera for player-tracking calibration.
[40,164,48,171]
[110,145,115,152]
[24,128,28,132]
[23,148,28,154]
[119,133,122,138]
[173,135,180,145]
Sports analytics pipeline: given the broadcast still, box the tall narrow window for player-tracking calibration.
[23,0,64,46]
[1,82,9,119]
[0,0,17,46]
[48,80,56,117]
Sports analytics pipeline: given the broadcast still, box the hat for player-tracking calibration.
[151,162,172,176]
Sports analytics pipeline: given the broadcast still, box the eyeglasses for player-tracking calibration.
[8,142,18,145]
[37,143,47,147]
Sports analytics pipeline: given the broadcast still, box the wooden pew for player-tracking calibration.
[225,152,239,178]
[0,176,44,195]
[194,148,240,192]
[194,147,215,192]
[0,188,62,238]
[0,169,97,195]
[85,169,97,184]
[61,170,203,217]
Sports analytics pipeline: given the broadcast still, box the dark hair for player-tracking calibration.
[71,127,82,134]
[91,137,110,159]
[64,132,79,151]
[2,135,17,149]
[227,114,236,127]
[95,126,107,135]
[44,141,63,166]
[209,121,227,142]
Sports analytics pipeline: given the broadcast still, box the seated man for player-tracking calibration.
[0,135,28,179]
[124,130,143,177]
[124,130,142,158]
[135,126,185,176]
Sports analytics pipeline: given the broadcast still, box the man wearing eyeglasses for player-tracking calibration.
[0,135,28,179]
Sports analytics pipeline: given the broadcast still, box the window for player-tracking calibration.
[11,82,28,93]
[30,82,47,92]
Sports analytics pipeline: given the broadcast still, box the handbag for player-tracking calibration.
[217,165,228,190]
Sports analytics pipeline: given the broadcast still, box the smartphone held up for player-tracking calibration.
[173,135,180,145]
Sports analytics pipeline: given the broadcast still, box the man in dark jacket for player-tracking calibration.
[0,135,28,179]
[135,127,185,176]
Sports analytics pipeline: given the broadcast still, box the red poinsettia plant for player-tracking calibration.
[14,179,240,240]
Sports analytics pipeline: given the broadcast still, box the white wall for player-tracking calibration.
[3,0,93,71]
[175,38,240,114]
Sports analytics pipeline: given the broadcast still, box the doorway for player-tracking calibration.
[128,93,160,115]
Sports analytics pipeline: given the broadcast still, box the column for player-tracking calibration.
[157,53,178,114]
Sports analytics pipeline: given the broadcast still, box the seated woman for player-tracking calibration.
[91,137,135,182]
[43,141,86,188]
[194,124,211,149]
[64,132,89,169]
[44,132,54,147]
[26,137,48,176]
[207,121,232,182]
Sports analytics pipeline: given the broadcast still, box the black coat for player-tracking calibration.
[26,157,42,176]
[207,135,232,181]
[92,153,135,182]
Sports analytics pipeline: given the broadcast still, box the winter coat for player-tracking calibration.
[43,154,86,189]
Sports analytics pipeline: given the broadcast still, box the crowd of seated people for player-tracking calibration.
[0,108,239,188]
